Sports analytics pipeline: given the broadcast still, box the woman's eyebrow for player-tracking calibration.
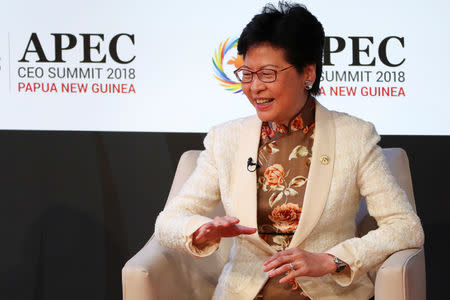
[261,64,279,68]
[240,64,279,69]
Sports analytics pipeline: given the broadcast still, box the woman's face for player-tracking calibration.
[241,43,315,125]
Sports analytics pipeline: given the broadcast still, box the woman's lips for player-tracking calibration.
[255,98,274,110]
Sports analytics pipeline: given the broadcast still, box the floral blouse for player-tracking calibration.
[256,97,315,299]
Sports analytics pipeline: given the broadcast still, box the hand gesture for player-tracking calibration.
[193,216,257,246]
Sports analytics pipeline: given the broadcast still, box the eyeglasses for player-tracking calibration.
[234,65,294,83]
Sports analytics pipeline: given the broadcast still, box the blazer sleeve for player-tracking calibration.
[326,121,425,286]
[154,126,222,257]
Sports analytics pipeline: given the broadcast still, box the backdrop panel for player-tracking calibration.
[0,0,449,134]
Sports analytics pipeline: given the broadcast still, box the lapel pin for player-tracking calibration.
[320,155,329,165]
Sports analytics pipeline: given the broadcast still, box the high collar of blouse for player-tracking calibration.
[265,97,316,135]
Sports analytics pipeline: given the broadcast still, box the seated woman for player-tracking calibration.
[155,2,424,299]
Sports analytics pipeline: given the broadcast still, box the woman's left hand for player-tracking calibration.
[263,248,337,283]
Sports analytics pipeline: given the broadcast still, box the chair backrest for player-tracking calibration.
[167,148,416,240]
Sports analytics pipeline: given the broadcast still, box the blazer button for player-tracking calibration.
[355,260,363,268]
[320,155,329,165]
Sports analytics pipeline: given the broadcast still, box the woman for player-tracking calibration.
[155,2,424,299]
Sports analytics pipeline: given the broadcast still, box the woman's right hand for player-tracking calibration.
[192,216,257,246]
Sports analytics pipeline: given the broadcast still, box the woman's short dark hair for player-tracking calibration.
[237,2,324,96]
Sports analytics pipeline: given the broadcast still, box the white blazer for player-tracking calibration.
[155,102,424,300]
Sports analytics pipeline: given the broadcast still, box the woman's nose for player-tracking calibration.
[250,76,266,93]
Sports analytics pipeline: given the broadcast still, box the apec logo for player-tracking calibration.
[14,33,137,95]
[213,35,406,96]
[18,33,135,64]
[324,36,405,67]
[321,36,407,97]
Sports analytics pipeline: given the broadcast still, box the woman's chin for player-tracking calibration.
[256,111,275,123]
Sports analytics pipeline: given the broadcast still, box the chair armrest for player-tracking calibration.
[122,237,160,300]
[122,236,232,300]
[374,248,426,300]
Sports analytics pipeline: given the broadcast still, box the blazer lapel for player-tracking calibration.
[230,116,276,254]
[288,101,336,249]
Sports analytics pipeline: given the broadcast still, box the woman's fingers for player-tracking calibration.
[263,249,296,270]
[263,250,336,280]
[267,262,293,278]
[264,249,289,265]
[235,224,257,234]
[220,224,256,237]
[194,216,256,244]
[263,255,293,272]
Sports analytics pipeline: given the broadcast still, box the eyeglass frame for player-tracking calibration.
[233,65,295,83]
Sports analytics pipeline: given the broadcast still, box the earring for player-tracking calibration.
[304,80,313,90]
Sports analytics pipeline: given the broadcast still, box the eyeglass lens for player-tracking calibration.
[236,69,276,83]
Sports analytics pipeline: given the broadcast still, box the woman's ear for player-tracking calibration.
[303,64,316,84]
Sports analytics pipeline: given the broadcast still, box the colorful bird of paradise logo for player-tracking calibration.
[212,37,243,94]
